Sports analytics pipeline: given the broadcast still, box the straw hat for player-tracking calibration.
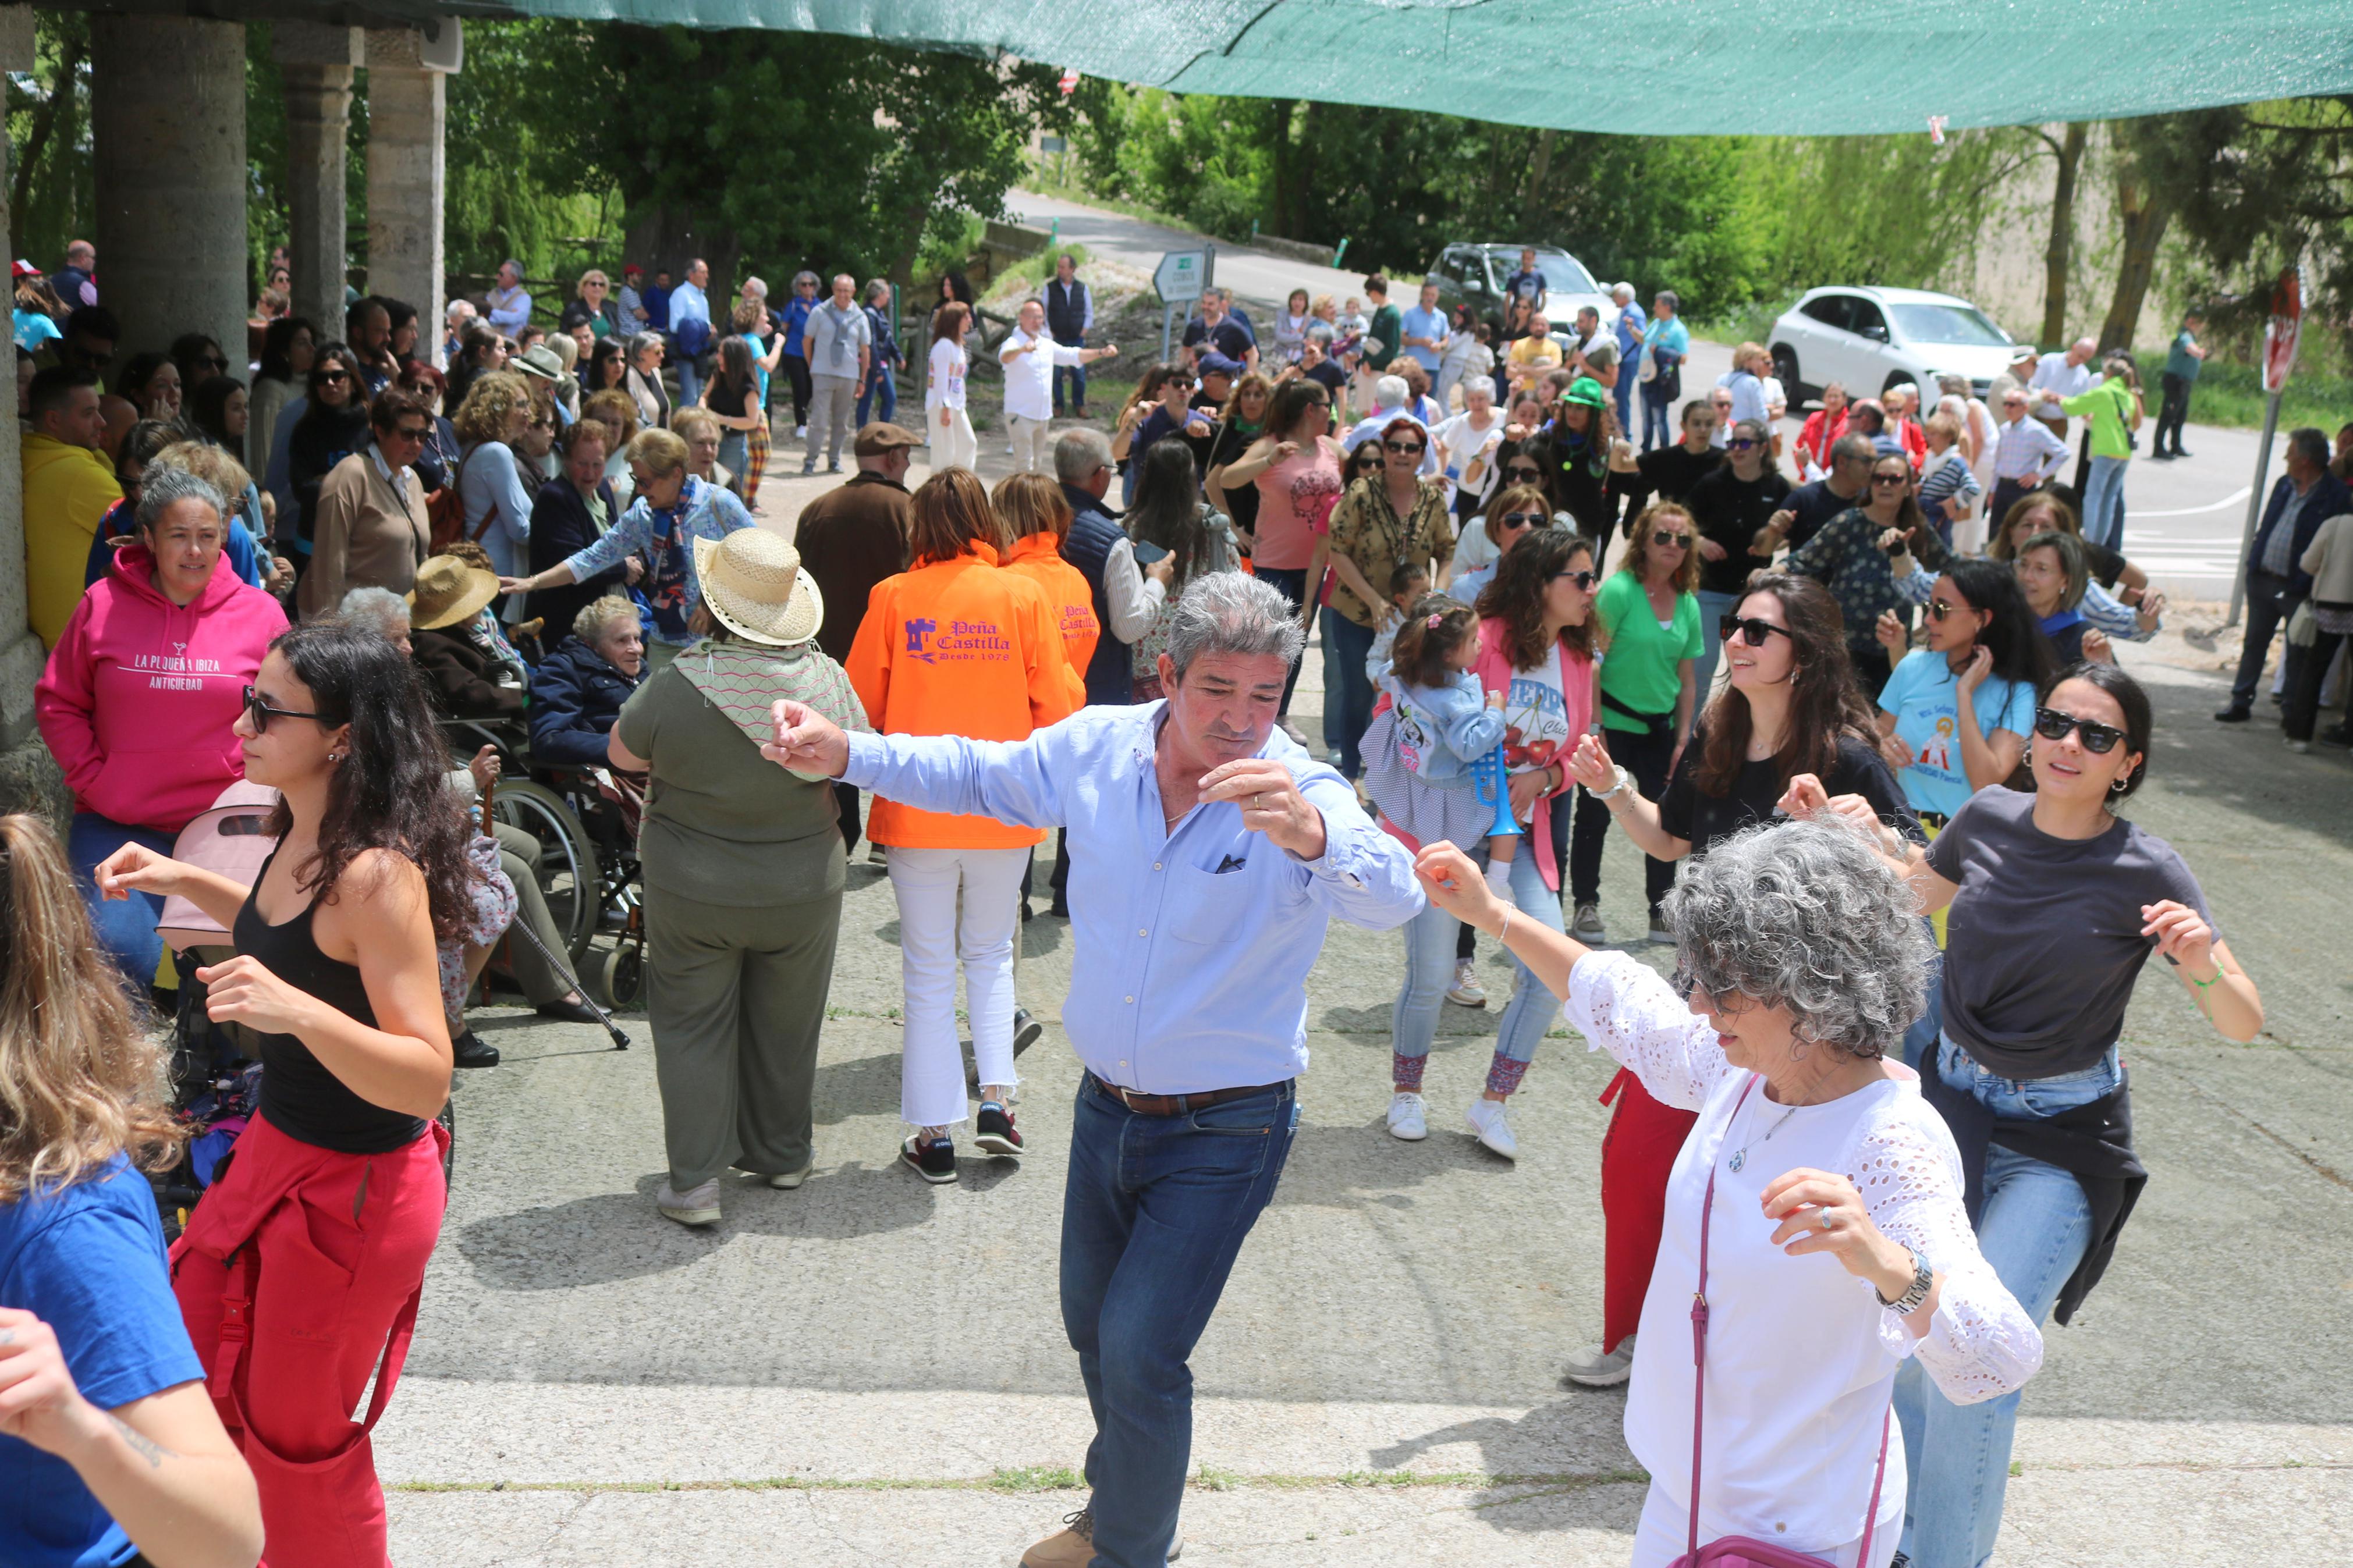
[691,529,824,647]
[407,554,501,631]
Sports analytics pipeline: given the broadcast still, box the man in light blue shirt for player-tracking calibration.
[768,574,1422,1568]
[1399,278,1447,376]
[485,258,532,336]
[667,257,714,406]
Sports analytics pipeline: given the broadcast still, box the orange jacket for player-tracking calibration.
[846,541,1078,848]
[1001,531,1095,711]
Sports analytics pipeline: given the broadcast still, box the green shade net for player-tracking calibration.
[450,0,2353,134]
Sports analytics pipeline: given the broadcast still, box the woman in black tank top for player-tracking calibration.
[95,622,480,1566]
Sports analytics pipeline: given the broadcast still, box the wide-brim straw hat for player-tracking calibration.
[407,554,501,631]
[692,529,824,647]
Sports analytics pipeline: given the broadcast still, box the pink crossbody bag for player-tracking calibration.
[1671,1075,1893,1568]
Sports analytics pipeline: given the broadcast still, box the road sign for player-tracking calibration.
[1040,134,1067,154]
[1154,250,1206,305]
[2262,264,2304,393]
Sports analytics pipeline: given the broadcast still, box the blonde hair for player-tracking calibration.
[152,440,253,503]
[992,471,1073,543]
[669,406,720,445]
[627,426,690,477]
[581,389,640,448]
[0,815,179,1201]
[1621,501,1702,593]
[573,593,640,645]
[452,370,533,446]
[576,268,611,298]
[1924,412,1962,447]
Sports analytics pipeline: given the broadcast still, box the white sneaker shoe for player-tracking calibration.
[1561,1334,1637,1387]
[1445,958,1487,1008]
[1465,1096,1519,1160]
[793,425,808,439]
[1571,902,1606,942]
[1387,1090,1428,1140]
[656,1179,721,1226]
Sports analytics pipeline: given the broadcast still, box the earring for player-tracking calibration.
[2109,774,2130,795]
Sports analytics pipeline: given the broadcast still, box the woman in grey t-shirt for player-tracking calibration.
[1816,661,2262,1568]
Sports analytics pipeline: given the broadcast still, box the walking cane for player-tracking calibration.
[481,759,631,1051]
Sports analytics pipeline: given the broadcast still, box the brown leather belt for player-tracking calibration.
[1087,1072,1290,1118]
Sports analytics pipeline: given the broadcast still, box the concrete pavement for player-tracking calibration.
[381,618,2353,1563]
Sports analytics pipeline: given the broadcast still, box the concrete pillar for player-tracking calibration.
[0,6,56,805]
[274,23,362,336]
[367,25,456,347]
[90,15,249,372]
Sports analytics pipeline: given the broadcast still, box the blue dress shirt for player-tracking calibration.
[844,703,1425,1094]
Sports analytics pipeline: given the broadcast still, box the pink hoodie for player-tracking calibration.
[37,543,289,831]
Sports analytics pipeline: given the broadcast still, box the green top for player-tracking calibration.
[1365,303,1404,371]
[615,662,847,905]
[1594,570,1702,729]
[2059,376,2137,461]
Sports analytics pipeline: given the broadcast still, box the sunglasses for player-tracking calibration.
[1653,529,1691,547]
[1551,569,1599,590]
[318,369,352,386]
[1383,439,1426,455]
[242,685,321,734]
[391,422,431,441]
[1505,464,1543,481]
[1719,614,1794,646]
[2033,707,2125,753]
[1872,472,1910,486]
[1499,511,1546,530]
[1727,438,1761,451]
[1925,598,1969,622]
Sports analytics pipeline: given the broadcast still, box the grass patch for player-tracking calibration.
[2166,360,2353,434]
[988,1465,1085,1492]
[981,242,1094,308]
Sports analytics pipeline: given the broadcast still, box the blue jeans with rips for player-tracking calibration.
[1893,1033,2104,1568]
[1061,1074,1298,1568]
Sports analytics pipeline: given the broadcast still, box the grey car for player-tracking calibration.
[1426,243,1617,342]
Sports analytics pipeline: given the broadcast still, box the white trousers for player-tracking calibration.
[929,405,978,472]
[1007,411,1055,474]
[888,845,1030,1128]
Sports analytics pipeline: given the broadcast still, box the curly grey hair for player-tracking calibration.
[1660,817,1930,1061]
[335,586,410,640]
[572,593,638,645]
[133,464,226,535]
[1164,572,1307,681]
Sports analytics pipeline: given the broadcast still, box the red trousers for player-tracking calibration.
[1598,1068,1699,1352]
[172,1112,447,1568]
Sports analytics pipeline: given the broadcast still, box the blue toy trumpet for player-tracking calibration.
[1470,743,1520,841]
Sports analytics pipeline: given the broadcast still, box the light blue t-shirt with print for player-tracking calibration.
[1876,648,2036,820]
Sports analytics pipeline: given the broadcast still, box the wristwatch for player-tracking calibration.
[1593,765,1634,802]
[1877,1250,1935,1315]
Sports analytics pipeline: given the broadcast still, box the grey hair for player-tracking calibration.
[1612,282,1636,302]
[1054,425,1113,485]
[133,464,226,535]
[2287,426,2331,468]
[1163,572,1307,681]
[1374,374,1408,410]
[335,585,410,639]
[1662,817,1931,1062]
[792,270,819,289]
[1305,322,1336,346]
[1463,375,1496,402]
[1936,372,1969,396]
[572,593,639,645]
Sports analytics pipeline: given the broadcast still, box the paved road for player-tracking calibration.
[1006,190,2275,601]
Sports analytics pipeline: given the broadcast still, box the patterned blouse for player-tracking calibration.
[1325,475,1457,631]
[1785,506,1906,650]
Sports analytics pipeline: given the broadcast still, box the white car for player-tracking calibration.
[1768,286,2020,406]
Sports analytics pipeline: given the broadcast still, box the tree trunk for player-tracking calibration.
[2098,170,2173,354]
[2038,122,2087,350]
[1266,98,1296,237]
[1522,129,1557,219]
[623,201,738,293]
[1291,101,1322,243]
[12,27,88,229]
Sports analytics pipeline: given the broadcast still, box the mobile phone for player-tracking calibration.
[1131,539,1171,565]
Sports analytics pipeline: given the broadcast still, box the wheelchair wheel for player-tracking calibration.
[599,942,647,1009]
[492,780,599,965]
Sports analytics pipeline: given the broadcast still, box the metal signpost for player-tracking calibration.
[1154,247,1206,362]
[2226,264,2305,625]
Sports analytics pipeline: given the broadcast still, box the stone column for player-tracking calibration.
[0,7,57,807]
[367,24,456,349]
[90,14,249,372]
[274,23,361,336]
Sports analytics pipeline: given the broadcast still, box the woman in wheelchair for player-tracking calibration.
[531,595,648,767]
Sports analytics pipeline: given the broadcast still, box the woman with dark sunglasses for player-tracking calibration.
[1559,572,1920,1388]
[1784,453,1929,698]
[95,622,471,1567]
[283,344,371,562]
[1445,483,1551,605]
[1800,660,2261,1568]
[1321,413,1456,778]
[1870,557,2050,829]
[1683,416,1790,698]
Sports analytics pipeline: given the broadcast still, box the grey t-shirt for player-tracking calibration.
[1929,786,2215,1078]
[805,301,871,379]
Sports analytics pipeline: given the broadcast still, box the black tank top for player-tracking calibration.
[235,848,427,1154]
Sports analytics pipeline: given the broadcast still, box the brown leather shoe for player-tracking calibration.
[1021,1509,1183,1567]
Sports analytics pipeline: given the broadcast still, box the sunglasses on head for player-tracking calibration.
[242,685,321,734]
[1653,529,1691,547]
[1718,614,1793,647]
[1551,568,1599,590]
[1499,511,1545,530]
[2033,707,2125,753]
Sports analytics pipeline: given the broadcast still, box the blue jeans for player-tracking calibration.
[2079,453,2129,552]
[1692,588,1741,705]
[1614,364,1636,439]
[1392,842,1563,1076]
[1641,383,1674,451]
[1062,1075,1298,1568]
[1321,611,1378,778]
[1894,1034,2105,1568]
[857,363,899,427]
[69,813,178,990]
[1900,940,1943,1071]
[676,354,704,408]
[1053,360,1089,414]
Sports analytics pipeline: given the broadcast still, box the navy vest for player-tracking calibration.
[1058,485,1133,705]
[1045,279,1091,346]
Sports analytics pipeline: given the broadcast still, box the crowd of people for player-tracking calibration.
[0,235,2304,1568]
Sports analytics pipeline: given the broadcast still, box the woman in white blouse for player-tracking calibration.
[1414,816,2043,1568]
[926,301,976,472]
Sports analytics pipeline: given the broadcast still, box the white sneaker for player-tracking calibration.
[1561,1334,1637,1388]
[1387,1090,1428,1140]
[1466,1097,1518,1160]
[656,1179,721,1226]
[2287,737,2313,754]
[793,425,808,439]
[1571,902,1606,942]
[1647,919,1674,944]
[1445,958,1487,1008]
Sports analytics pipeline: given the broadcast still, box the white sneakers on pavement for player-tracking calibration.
[1445,958,1487,1008]
[1386,1091,1428,1141]
[1561,1334,1637,1388]
[1465,1097,1518,1160]
[655,1179,721,1226]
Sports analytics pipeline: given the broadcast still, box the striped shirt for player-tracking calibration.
[1992,416,2070,483]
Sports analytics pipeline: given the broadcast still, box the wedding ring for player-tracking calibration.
[1818,1207,1841,1231]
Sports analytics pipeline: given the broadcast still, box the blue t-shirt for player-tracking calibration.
[1,1155,205,1568]
[1399,305,1447,373]
[1876,648,2035,820]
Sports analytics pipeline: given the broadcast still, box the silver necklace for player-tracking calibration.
[1725,1099,1802,1173]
